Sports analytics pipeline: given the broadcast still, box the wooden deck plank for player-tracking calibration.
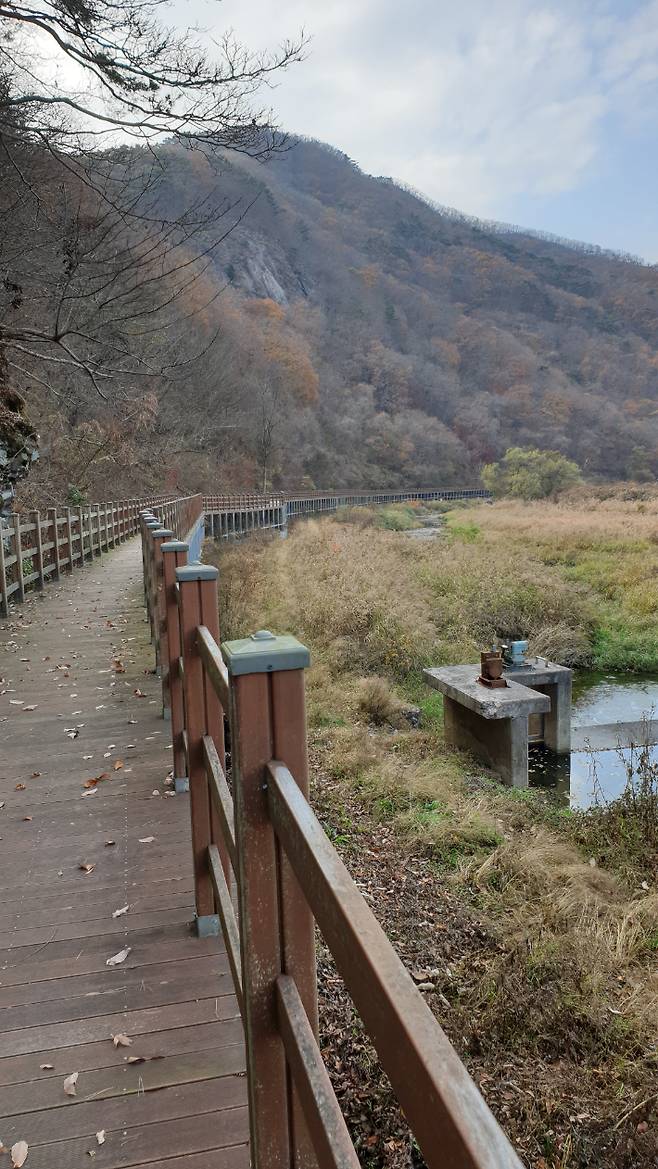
[0,541,247,1166]
[0,1019,245,1087]
[1,1046,246,1116]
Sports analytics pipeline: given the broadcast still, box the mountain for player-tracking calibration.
[17,135,658,501]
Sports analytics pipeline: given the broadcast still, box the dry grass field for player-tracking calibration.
[209,492,658,1169]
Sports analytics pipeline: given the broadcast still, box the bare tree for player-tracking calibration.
[0,0,305,151]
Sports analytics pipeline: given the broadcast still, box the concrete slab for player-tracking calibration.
[423,664,550,719]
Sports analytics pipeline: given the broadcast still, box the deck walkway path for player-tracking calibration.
[0,540,248,1169]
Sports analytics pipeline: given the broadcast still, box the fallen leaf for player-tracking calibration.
[63,1071,78,1096]
[9,699,23,705]
[96,1131,105,1145]
[112,1033,132,1047]
[112,905,129,919]
[113,760,124,771]
[104,839,116,847]
[23,705,37,712]
[82,754,93,761]
[106,947,131,967]
[67,730,79,739]
[31,772,41,778]
[113,660,125,673]
[79,863,95,874]
[138,836,155,844]
[23,816,32,822]
[0,801,5,809]
[39,1064,54,1070]
[11,1140,28,1167]
[133,688,146,698]
[15,783,26,791]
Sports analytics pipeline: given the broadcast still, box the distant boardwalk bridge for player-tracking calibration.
[204,485,491,539]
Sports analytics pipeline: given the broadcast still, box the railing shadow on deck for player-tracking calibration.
[140,499,522,1169]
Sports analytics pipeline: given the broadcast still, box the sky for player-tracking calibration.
[184,0,658,261]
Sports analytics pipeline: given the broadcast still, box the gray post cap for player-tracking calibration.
[161,540,189,553]
[145,519,161,528]
[175,564,219,583]
[151,528,174,538]
[222,630,310,676]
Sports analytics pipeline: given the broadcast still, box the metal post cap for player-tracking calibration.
[161,540,189,553]
[151,528,174,538]
[175,564,219,583]
[222,630,310,676]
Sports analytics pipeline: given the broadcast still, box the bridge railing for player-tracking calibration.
[140,504,521,1169]
[0,493,203,618]
[203,486,491,539]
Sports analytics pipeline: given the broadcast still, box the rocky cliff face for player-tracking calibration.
[0,378,39,518]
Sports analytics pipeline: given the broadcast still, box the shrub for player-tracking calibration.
[482,447,581,500]
[356,676,405,726]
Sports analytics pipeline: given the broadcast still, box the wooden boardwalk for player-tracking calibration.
[0,540,248,1169]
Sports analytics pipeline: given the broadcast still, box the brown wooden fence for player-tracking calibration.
[0,494,203,617]
[140,504,523,1169]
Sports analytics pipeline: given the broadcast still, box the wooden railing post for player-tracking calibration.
[150,527,173,673]
[161,540,189,786]
[222,630,316,1169]
[48,509,61,580]
[176,564,220,935]
[142,518,160,640]
[13,513,25,602]
[31,511,45,589]
[0,525,8,617]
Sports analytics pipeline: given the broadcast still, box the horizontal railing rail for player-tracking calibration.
[138,504,522,1169]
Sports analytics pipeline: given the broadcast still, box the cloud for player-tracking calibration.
[189,0,658,221]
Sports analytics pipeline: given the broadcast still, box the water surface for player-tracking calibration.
[529,673,658,809]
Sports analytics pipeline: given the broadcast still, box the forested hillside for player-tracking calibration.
[8,135,658,503]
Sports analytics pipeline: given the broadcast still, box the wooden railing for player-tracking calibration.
[0,493,203,617]
[140,503,522,1169]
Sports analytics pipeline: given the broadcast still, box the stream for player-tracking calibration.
[529,673,658,809]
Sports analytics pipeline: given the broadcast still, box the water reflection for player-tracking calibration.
[529,673,658,810]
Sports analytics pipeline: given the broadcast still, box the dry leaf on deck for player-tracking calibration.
[112,905,129,919]
[112,1033,132,1047]
[31,772,40,778]
[138,836,155,844]
[104,839,116,847]
[96,1131,105,1145]
[11,1140,28,1167]
[23,705,37,712]
[63,1071,78,1096]
[15,783,26,791]
[22,816,32,822]
[106,947,131,967]
[113,760,124,771]
[39,1063,54,1070]
[79,863,95,874]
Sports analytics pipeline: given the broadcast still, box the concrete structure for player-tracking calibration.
[423,660,572,787]
[504,660,572,753]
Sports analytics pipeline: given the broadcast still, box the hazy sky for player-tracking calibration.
[185,0,658,260]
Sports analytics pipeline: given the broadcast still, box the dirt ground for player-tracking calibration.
[312,760,658,1169]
